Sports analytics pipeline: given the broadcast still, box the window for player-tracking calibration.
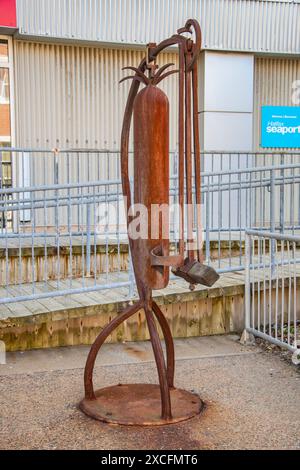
[0,38,12,145]
[0,69,10,103]
[0,40,9,63]
[0,37,14,198]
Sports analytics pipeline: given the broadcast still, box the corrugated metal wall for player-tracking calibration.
[14,40,179,150]
[17,0,300,55]
[253,56,300,227]
[254,57,300,151]
[13,40,179,227]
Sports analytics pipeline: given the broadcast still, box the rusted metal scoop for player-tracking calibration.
[172,258,220,288]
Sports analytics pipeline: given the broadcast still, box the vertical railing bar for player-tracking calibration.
[251,236,255,329]
[262,164,265,229]
[105,184,109,284]
[86,151,91,279]
[56,187,60,291]
[238,153,242,265]
[269,231,272,337]
[32,150,35,189]
[67,155,72,289]
[245,161,249,236]
[293,241,297,349]
[281,240,284,343]
[229,170,232,268]
[174,150,180,246]
[67,152,70,186]
[86,202,91,277]
[87,151,90,184]
[298,155,300,229]
[4,193,9,295]
[263,237,266,334]
[245,232,251,331]
[80,186,85,288]
[257,236,261,331]
[43,151,46,186]
[205,175,210,264]
[16,192,21,291]
[270,169,275,276]
[93,184,97,286]
[218,173,221,269]
[282,159,285,233]
[280,154,284,233]
[107,151,109,181]
[98,150,100,181]
[116,180,121,281]
[291,166,295,235]
[210,155,215,266]
[287,241,291,346]
[31,188,36,295]
[77,152,80,232]
[43,188,48,286]
[69,184,73,289]
[275,238,279,340]
[249,165,252,230]
[22,151,25,193]
[0,151,3,236]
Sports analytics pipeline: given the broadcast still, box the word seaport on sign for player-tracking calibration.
[261,105,300,149]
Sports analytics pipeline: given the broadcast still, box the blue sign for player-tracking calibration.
[261,106,300,148]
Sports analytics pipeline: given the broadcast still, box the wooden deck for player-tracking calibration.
[0,269,246,321]
[1,247,299,351]
[0,267,248,351]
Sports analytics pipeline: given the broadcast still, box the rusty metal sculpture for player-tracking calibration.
[80,19,219,426]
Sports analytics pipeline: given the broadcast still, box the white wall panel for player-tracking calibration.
[199,51,254,152]
[203,52,254,113]
[201,112,253,151]
[16,0,300,55]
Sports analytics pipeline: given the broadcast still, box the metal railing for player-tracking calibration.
[245,230,300,358]
[0,149,299,305]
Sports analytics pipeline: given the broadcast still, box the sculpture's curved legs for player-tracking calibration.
[152,301,175,388]
[144,302,172,420]
[84,300,143,400]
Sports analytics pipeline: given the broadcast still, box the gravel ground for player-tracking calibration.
[0,339,299,450]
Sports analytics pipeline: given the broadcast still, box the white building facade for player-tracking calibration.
[0,0,298,155]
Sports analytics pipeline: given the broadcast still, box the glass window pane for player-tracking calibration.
[0,41,9,62]
[0,68,11,141]
[0,143,12,188]
[0,69,10,102]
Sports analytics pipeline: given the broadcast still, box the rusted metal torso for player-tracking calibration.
[80,20,219,426]
[133,85,169,290]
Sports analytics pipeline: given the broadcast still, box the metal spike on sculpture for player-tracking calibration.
[80,19,220,426]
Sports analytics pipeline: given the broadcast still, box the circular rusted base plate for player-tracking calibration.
[79,383,204,426]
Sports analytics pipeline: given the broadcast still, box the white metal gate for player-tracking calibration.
[245,229,300,362]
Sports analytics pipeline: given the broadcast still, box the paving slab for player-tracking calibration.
[0,335,299,450]
[0,334,253,375]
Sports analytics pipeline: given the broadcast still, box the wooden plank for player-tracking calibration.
[186,300,200,337]
[172,302,187,338]
[227,294,245,333]
[2,285,50,317]
[123,307,148,342]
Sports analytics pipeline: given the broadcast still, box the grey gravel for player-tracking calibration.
[0,336,299,450]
